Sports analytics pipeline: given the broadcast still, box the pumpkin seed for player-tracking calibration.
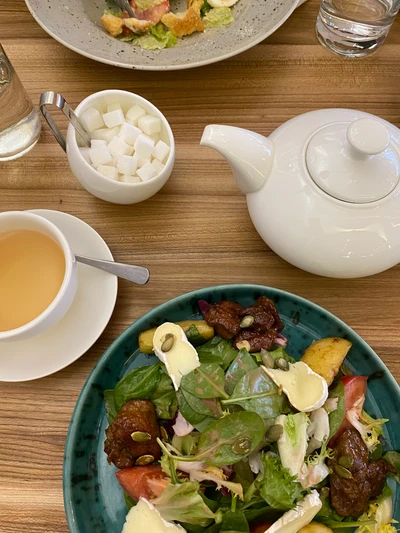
[236,340,251,352]
[275,357,289,371]
[338,455,354,469]
[131,431,152,442]
[261,349,274,369]
[320,487,330,499]
[231,437,252,455]
[160,427,169,441]
[135,454,155,466]
[240,316,255,329]
[334,464,353,479]
[265,424,283,443]
[161,333,175,352]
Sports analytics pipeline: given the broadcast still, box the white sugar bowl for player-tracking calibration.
[201,109,400,278]
[40,90,175,205]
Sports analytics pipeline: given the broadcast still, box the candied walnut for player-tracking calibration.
[328,428,395,517]
[239,305,276,333]
[234,329,278,352]
[204,301,242,339]
[255,296,284,330]
[104,399,161,469]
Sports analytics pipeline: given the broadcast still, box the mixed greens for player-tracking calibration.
[103,307,400,533]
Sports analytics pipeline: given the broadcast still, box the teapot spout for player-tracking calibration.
[200,125,274,194]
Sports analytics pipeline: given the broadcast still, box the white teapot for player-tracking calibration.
[201,109,400,278]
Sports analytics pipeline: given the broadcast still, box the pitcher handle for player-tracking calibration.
[39,91,91,153]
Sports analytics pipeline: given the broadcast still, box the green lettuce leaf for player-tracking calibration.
[130,23,177,50]
[152,481,215,526]
[135,0,165,9]
[104,8,123,17]
[257,453,305,511]
[201,0,213,16]
[203,7,234,28]
[104,389,118,423]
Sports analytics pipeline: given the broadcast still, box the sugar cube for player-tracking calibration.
[119,175,142,183]
[107,103,122,113]
[96,165,119,181]
[117,155,138,176]
[138,115,162,136]
[126,105,146,126]
[108,136,132,158]
[79,147,91,164]
[80,107,104,132]
[91,139,107,148]
[137,161,157,181]
[91,127,121,144]
[89,145,112,167]
[103,109,125,128]
[150,133,160,144]
[134,134,155,160]
[138,157,148,168]
[118,122,142,146]
[153,140,170,163]
[152,159,165,174]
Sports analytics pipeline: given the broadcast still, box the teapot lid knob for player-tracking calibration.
[306,118,400,204]
[347,118,390,157]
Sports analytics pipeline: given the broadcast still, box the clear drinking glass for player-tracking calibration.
[316,0,400,58]
[0,44,41,161]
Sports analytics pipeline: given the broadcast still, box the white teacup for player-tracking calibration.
[40,90,175,205]
[0,211,78,342]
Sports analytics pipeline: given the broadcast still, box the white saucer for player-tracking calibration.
[0,210,118,382]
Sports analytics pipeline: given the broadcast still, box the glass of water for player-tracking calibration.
[316,0,400,58]
[0,44,41,161]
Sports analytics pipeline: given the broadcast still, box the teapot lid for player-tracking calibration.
[306,118,400,203]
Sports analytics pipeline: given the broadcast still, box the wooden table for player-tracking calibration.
[1,1,400,531]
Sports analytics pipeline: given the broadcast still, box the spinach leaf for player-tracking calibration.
[258,454,304,511]
[233,461,255,491]
[182,389,222,419]
[177,390,208,426]
[268,347,296,364]
[194,417,217,433]
[225,349,258,395]
[114,362,161,411]
[223,368,288,419]
[197,412,265,466]
[197,336,238,370]
[151,373,177,419]
[104,389,117,423]
[124,492,135,510]
[328,380,346,439]
[181,363,229,399]
[243,506,281,523]
[220,511,249,533]
[383,451,400,483]
[152,481,215,526]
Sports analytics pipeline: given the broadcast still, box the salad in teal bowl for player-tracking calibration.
[63,285,400,533]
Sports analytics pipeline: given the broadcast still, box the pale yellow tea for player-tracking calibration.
[0,230,66,331]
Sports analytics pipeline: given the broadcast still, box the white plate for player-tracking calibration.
[24,0,302,71]
[0,210,118,382]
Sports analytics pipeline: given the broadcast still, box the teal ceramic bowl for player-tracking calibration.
[63,284,400,533]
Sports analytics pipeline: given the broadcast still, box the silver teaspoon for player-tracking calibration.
[75,255,150,285]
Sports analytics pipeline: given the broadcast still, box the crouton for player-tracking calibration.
[161,7,204,38]
[188,0,205,12]
[101,13,124,37]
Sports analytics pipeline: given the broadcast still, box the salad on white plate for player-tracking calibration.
[101,0,240,50]
[102,297,400,533]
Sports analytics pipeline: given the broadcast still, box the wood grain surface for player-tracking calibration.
[1,1,400,531]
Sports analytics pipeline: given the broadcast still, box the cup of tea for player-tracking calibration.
[0,211,78,341]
